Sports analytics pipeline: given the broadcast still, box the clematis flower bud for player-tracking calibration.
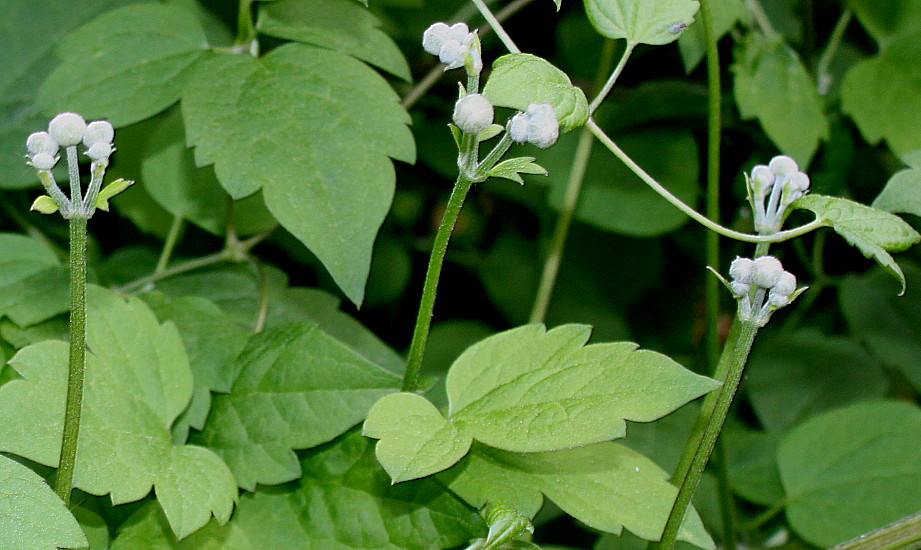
[453,94,494,134]
[746,155,811,234]
[86,142,113,162]
[83,120,114,147]
[48,112,87,147]
[750,255,784,288]
[30,152,57,171]
[27,132,59,156]
[729,257,754,284]
[423,22,469,56]
[508,103,559,149]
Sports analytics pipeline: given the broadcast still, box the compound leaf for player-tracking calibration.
[584,0,700,45]
[200,322,401,490]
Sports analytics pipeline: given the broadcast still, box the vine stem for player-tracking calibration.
[655,319,761,550]
[470,0,520,53]
[588,41,635,114]
[155,216,185,274]
[56,215,88,506]
[830,511,921,550]
[816,7,852,95]
[403,177,475,392]
[746,0,778,39]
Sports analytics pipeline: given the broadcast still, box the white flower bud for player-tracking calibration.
[86,142,113,161]
[422,22,469,56]
[453,94,494,135]
[83,120,114,147]
[524,103,559,148]
[439,40,468,69]
[750,255,784,288]
[787,171,810,192]
[26,132,59,156]
[749,165,774,198]
[508,113,530,143]
[729,257,754,284]
[730,281,750,296]
[48,112,87,147]
[30,152,57,171]
[773,271,797,297]
[768,292,790,308]
[768,155,798,177]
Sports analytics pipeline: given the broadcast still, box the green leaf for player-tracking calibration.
[0,286,237,540]
[745,330,888,431]
[487,157,547,184]
[840,264,921,392]
[778,401,921,548]
[0,454,89,549]
[0,267,70,327]
[440,443,714,548]
[677,0,746,72]
[141,292,249,443]
[182,44,413,304]
[30,195,60,214]
[850,0,921,45]
[94,178,134,212]
[257,0,411,80]
[732,35,829,166]
[482,54,589,132]
[200,323,401,490]
[584,0,700,45]
[793,194,921,293]
[841,31,921,156]
[364,324,718,481]
[724,428,785,507]
[873,163,921,218]
[73,507,110,550]
[112,432,483,550]
[37,3,210,126]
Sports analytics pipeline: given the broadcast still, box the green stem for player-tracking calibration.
[816,7,852,95]
[830,511,921,550]
[235,0,256,46]
[402,176,475,392]
[155,216,185,274]
[588,41,635,114]
[746,0,778,39]
[587,120,824,244]
[56,216,88,506]
[657,320,760,550]
[470,0,520,53]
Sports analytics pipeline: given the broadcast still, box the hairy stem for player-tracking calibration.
[830,511,921,550]
[403,176,475,392]
[56,216,88,506]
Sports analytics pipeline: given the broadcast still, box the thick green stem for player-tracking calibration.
[235,0,256,46]
[657,320,760,550]
[56,215,88,506]
[830,511,921,550]
[403,177,475,392]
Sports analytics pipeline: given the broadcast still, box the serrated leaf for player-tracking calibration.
[488,157,547,184]
[677,0,746,72]
[482,54,589,132]
[794,194,921,293]
[37,3,209,126]
[30,195,60,214]
[141,292,249,443]
[94,178,134,212]
[440,443,714,549]
[872,164,921,218]
[584,0,700,45]
[840,264,921,392]
[365,324,718,481]
[182,44,413,304]
[778,401,921,547]
[200,322,401,490]
[733,35,829,165]
[0,454,89,549]
[112,432,483,550]
[842,31,921,156]
[257,0,411,80]
[0,285,237,540]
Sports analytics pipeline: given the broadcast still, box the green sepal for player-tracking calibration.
[450,124,463,149]
[30,195,59,215]
[487,157,547,184]
[479,124,505,142]
[94,178,134,212]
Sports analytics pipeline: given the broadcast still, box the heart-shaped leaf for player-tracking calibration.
[584,0,700,45]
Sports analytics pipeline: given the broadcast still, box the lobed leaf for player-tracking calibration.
[487,157,547,184]
[794,194,921,293]
[872,160,921,218]
[584,0,700,46]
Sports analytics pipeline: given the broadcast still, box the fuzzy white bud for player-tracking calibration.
[86,142,113,161]
[453,94,494,135]
[508,104,560,149]
[508,113,530,143]
[423,22,469,56]
[730,281,750,296]
[83,120,114,147]
[439,40,468,69]
[26,132,59,156]
[768,293,790,308]
[768,155,798,177]
[48,112,87,147]
[750,256,784,288]
[772,271,797,297]
[30,152,57,171]
[729,257,754,284]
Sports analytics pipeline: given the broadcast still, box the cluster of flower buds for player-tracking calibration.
[26,112,120,218]
[746,155,810,234]
[509,103,559,149]
[723,255,803,326]
[423,22,482,74]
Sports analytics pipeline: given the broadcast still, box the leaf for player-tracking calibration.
[487,157,547,184]
[440,443,714,549]
[0,265,70,327]
[364,324,718,481]
[0,454,88,549]
[257,0,411,80]
[37,3,210,126]
[182,44,413,304]
[30,195,60,214]
[840,264,921,392]
[850,0,921,46]
[724,428,785,506]
[872,164,921,218]
[141,292,249,443]
[794,194,921,293]
[841,31,921,156]
[777,401,921,548]
[745,330,888,431]
[200,322,401,490]
[0,286,237,540]
[482,54,589,132]
[112,432,484,550]
[677,0,746,72]
[732,35,829,166]
[94,178,134,212]
[584,0,700,45]
[73,507,110,550]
